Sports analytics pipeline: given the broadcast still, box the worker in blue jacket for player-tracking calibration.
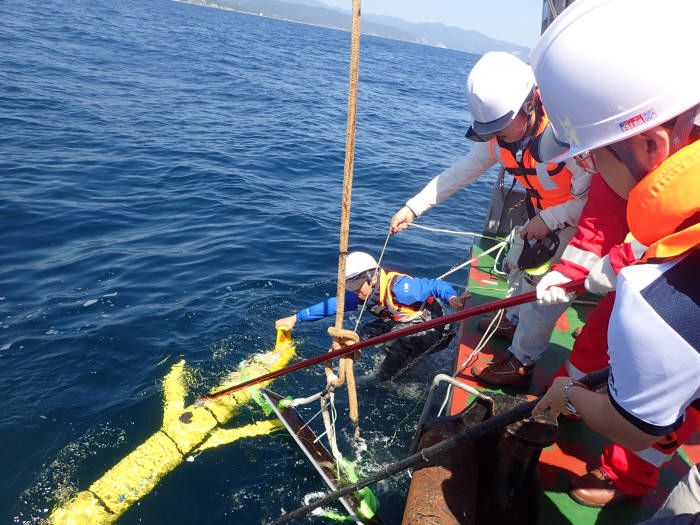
[276,251,466,381]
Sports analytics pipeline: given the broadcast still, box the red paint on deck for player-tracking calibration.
[450,333,496,414]
[470,266,503,287]
[554,311,570,332]
[539,440,594,488]
[681,422,700,465]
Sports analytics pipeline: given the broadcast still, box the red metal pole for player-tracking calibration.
[200,278,585,400]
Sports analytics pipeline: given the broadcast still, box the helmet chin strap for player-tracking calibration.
[524,93,543,138]
[669,103,699,155]
[607,140,647,182]
[510,93,543,161]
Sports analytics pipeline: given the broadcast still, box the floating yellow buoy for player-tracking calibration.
[49,329,295,524]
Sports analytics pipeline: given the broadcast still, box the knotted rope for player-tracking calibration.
[327,0,363,438]
[324,327,361,438]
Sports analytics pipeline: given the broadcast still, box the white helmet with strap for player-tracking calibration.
[465,51,535,142]
[345,251,378,285]
[530,0,700,163]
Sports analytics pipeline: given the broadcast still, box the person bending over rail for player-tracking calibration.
[276,251,466,381]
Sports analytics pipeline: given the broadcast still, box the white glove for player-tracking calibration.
[585,254,617,295]
[536,270,574,305]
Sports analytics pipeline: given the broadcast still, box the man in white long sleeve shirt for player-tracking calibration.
[390,52,590,388]
[401,139,590,232]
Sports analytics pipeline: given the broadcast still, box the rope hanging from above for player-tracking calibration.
[327,0,363,438]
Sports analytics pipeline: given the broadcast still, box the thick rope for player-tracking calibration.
[332,0,362,327]
[327,0,362,439]
[326,327,361,437]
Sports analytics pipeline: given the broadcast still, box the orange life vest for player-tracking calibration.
[628,139,700,263]
[489,113,575,211]
[376,269,432,322]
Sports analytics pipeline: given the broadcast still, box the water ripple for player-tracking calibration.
[0,0,495,522]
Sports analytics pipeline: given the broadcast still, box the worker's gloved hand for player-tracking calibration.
[585,254,617,295]
[275,314,297,330]
[389,206,416,235]
[536,270,574,305]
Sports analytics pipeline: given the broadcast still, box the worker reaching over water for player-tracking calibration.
[390,51,591,388]
[276,251,466,381]
[530,0,699,513]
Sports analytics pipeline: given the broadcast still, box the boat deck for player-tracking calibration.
[450,237,700,524]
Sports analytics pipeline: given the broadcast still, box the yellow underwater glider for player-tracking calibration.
[49,329,296,524]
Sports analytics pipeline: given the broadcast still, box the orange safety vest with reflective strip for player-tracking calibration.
[489,114,574,211]
[376,269,433,322]
[628,139,700,263]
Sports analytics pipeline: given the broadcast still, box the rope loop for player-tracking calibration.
[327,326,360,359]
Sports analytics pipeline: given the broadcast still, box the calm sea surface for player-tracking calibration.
[0,0,499,522]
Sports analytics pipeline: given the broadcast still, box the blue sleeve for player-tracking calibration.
[391,276,457,305]
[296,291,360,322]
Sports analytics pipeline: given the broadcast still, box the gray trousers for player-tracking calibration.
[638,463,700,525]
[503,224,577,366]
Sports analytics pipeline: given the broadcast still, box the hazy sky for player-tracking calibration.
[318,0,544,48]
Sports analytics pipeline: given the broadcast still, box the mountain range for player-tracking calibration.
[182,0,531,56]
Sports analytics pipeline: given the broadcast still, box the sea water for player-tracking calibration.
[0,0,499,522]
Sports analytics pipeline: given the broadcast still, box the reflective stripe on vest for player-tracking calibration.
[377,269,428,323]
[490,116,574,210]
[560,243,602,271]
[535,162,559,190]
[563,359,587,381]
[632,442,676,468]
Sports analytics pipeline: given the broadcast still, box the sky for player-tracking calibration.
[317,0,544,48]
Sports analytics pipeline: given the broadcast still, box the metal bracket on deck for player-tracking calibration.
[408,373,493,455]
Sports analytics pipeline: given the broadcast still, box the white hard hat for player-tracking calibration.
[530,0,700,162]
[465,52,535,142]
[345,251,378,281]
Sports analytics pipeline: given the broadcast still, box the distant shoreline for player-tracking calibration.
[174,0,459,52]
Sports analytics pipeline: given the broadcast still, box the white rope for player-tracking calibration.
[436,261,525,416]
[436,308,504,416]
[410,223,502,241]
[410,223,518,279]
[296,401,328,433]
[320,391,342,461]
[436,239,508,280]
[279,390,325,408]
[456,309,505,376]
[490,228,516,276]
[352,230,391,333]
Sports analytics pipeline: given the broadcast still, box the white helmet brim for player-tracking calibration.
[465,110,517,142]
[532,123,572,163]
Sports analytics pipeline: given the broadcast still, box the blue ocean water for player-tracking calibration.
[0,0,499,522]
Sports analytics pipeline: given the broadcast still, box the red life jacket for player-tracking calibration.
[376,269,433,322]
[489,113,575,211]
